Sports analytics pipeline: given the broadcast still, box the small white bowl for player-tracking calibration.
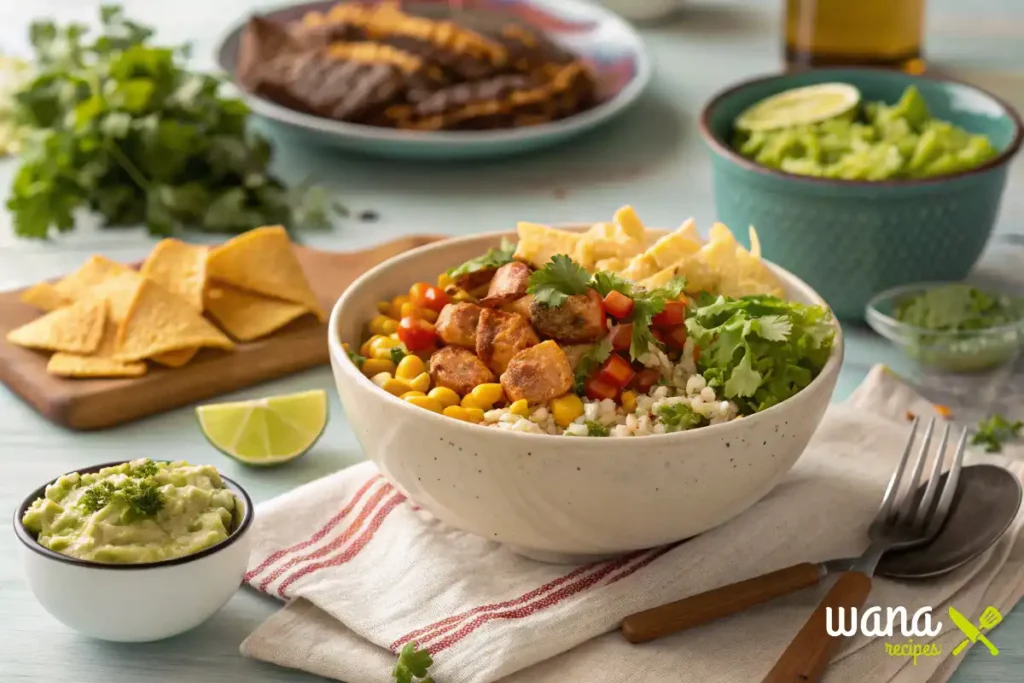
[13,461,254,642]
[329,227,844,563]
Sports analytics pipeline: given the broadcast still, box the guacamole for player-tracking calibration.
[21,459,240,564]
[733,86,999,180]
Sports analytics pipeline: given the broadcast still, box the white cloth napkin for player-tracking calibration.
[240,365,1024,683]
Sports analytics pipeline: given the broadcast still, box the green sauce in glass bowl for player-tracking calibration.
[866,283,1024,372]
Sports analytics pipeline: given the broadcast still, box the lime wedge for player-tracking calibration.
[735,83,861,132]
[196,390,328,466]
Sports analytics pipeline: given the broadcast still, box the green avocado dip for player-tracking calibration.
[733,86,998,180]
[21,459,241,564]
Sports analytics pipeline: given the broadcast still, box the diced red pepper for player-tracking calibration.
[629,368,661,393]
[587,288,608,328]
[609,324,633,352]
[651,328,667,346]
[597,353,636,388]
[585,376,619,401]
[397,316,436,351]
[693,344,701,364]
[409,282,450,312]
[602,290,634,319]
[662,325,688,349]
[652,301,687,328]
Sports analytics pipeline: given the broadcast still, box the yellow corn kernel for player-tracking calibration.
[395,354,426,380]
[437,273,453,289]
[621,390,638,414]
[361,358,396,377]
[360,334,386,357]
[551,393,584,428]
[428,387,460,408]
[369,315,399,335]
[405,395,443,413]
[400,302,440,324]
[468,383,504,407]
[461,395,490,410]
[390,294,411,318]
[376,301,392,314]
[368,336,401,360]
[509,399,530,417]
[443,405,485,423]
[406,372,431,393]
[400,390,426,399]
[371,373,411,396]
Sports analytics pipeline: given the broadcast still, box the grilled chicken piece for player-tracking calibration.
[500,340,573,404]
[476,308,539,375]
[480,261,532,307]
[528,289,606,343]
[435,302,482,348]
[428,346,496,396]
[501,293,534,319]
[453,268,497,293]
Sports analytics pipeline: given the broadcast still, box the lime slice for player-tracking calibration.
[735,83,861,132]
[196,390,328,466]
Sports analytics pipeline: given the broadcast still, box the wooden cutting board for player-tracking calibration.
[0,235,445,431]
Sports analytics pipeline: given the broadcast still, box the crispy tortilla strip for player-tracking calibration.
[52,255,132,300]
[206,226,324,321]
[20,282,72,312]
[6,299,107,354]
[78,270,145,322]
[141,239,208,311]
[151,348,199,367]
[47,321,147,378]
[204,284,310,341]
[114,279,235,361]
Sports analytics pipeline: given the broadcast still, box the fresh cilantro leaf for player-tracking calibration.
[447,238,516,278]
[573,338,612,394]
[131,459,159,478]
[77,476,164,518]
[654,276,688,300]
[894,285,1024,332]
[78,480,116,513]
[347,347,366,369]
[685,294,835,414]
[393,642,433,683]
[590,271,634,298]
[390,346,407,364]
[625,277,689,360]
[527,254,591,307]
[585,421,610,437]
[655,402,705,432]
[972,414,1023,453]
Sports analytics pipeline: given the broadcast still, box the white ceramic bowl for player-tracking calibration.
[13,462,254,642]
[329,228,844,563]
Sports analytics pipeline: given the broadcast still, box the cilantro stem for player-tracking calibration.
[105,139,151,191]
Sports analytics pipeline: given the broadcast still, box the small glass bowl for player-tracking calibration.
[866,282,1024,374]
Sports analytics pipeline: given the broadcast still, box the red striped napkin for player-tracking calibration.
[240,365,1024,683]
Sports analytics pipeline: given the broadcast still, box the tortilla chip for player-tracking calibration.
[152,348,199,367]
[206,226,324,321]
[141,239,208,311]
[20,282,72,312]
[204,284,310,341]
[114,279,235,361]
[6,299,107,354]
[47,321,148,378]
[52,255,131,300]
[79,270,145,322]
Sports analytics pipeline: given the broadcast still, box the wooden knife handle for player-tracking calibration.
[761,571,873,683]
[620,562,823,644]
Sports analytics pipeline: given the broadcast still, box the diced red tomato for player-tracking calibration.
[629,368,661,393]
[597,353,636,388]
[602,290,634,319]
[609,324,633,352]
[652,301,687,328]
[587,288,608,327]
[651,328,667,346]
[585,376,619,401]
[662,325,688,349]
[397,316,436,351]
[409,282,450,312]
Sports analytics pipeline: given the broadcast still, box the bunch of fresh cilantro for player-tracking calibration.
[685,294,836,414]
[8,5,338,239]
[393,643,434,683]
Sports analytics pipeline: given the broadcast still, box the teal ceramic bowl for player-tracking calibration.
[699,68,1023,320]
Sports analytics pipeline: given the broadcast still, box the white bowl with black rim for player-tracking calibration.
[13,461,254,642]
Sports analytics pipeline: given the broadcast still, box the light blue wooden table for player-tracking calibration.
[1,1,1022,681]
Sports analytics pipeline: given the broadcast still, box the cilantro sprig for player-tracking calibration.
[585,421,610,437]
[573,338,612,394]
[685,294,835,414]
[447,238,516,279]
[655,402,705,432]
[78,478,165,519]
[9,5,341,239]
[526,254,591,307]
[972,414,1023,453]
[393,642,434,683]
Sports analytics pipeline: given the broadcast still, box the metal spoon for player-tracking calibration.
[621,464,1022,644]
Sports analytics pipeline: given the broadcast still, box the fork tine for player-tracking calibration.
[877,417,919,524]
[913,421,950,531]
[927,427,968,536]
[894,418,935,524]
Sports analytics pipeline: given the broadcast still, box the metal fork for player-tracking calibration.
[761,417,967,683]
